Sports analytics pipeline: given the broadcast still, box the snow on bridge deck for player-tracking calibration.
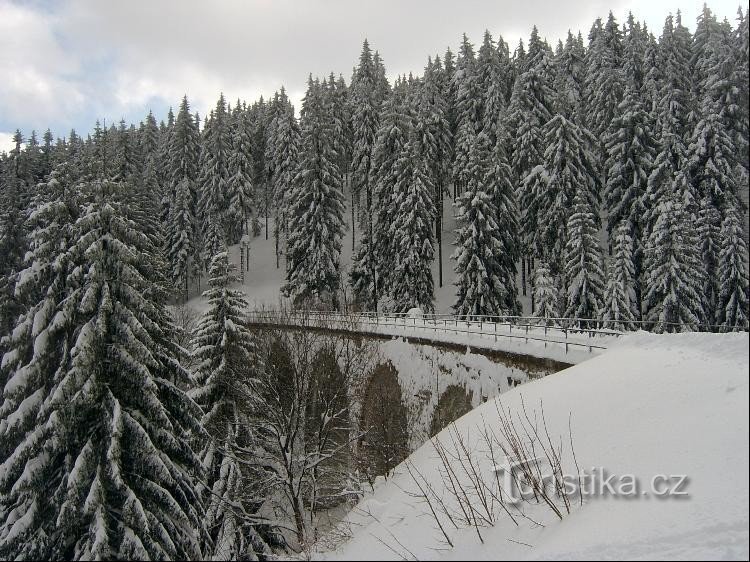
[245,310,625,365]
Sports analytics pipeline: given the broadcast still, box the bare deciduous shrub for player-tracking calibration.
[242,307,380,552]
[405,396,581,549]
[170,301,199,352]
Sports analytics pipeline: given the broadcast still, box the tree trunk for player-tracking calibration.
[265,181,269,240]
[351,190,356,252]
[437,179,443,288]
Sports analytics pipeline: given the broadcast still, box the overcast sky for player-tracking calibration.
[0,0,744,152]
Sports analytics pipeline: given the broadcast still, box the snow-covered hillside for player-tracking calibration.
[318,332,749,560]
[192,204,536,315]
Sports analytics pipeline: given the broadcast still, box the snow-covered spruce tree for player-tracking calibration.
[264,91,287,253]
[604,82,656,243]
[603,81,656,311]
[348,229,377,311]
[415,55,452,288]
[553,31,587,120]
[489,127,522,314]
[283,77,346,308]
[476,30,507,144]
[0,180,205,560]
[198,94,231,269]
[166,96,201,296]
[451,34,481,196]
[532,259,560,322]
[644,93,698,240]
[325,74,351,180]
[387,136,436,313]
[0,169,82,561]
[191,251,265,559]
[732,7,750,197]
[452,131,517,318]
[157,108,176,216]
[563,191,605,327]
[583,14,624,152]
[167,177,195,301]
[0,141,29,338]
[333,76,353,176]
[622,13,648,93]
[352,83,410,309]
[270,101,301,268]
[350,40,380,239]
[506,28,554,268]
[247,98,269,239]
[226,109,254,244]
[696,195,722,324]
[644,194,705,332]
[687,36,741,216]
[717,205,749,331]
[603,222,639,330]
[655,13,694,140]
[536,113,600,273]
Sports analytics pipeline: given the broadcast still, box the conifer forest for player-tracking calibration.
[0,2,748,560]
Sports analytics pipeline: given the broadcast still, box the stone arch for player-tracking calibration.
[307,345,351,509]
[429,384,473,437]
[358,362,409,481]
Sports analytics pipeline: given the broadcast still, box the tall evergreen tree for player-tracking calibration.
[226,109,254,244]
[198,94,231,268]
[506,28,554,276]
[415,55,452,288]
[451,34,482,195]
[387,137,436,313]
[603,222,639,329]
[270,100,301,268]
[283,78,346,308]
[696,195,722,324]
[452,132,517,317]
[604,83,656,242]
[535,114,599,272]
[532,260,560,321]
[191,251,264,559]
[350,40,380,242]
[0,134,29,338]
[0,179,205,559]
[644,194,705,332]
[352,84,410,309]
[717,205,749,330]
[584,13,625,149]
[476,30,506,144]
[563,191,605,325]
[166,96,201,295]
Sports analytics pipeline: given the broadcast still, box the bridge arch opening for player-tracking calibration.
[429,384,473,437]
[358,362,409,482]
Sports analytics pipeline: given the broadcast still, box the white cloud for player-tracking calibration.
[0,0,745,137]
[0,1,86,130]
[0,131,15,154]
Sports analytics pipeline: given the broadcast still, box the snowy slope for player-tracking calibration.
[318,332,749,560]
[192,201,534,315]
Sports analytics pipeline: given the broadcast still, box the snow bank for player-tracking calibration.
[320,331,749,560]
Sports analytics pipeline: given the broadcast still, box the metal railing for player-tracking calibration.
[246,310,625,355]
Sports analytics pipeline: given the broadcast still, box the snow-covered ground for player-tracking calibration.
[317,331,749,560]
[190,201,534,315]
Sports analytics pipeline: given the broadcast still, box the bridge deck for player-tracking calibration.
[246,311,624,365]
